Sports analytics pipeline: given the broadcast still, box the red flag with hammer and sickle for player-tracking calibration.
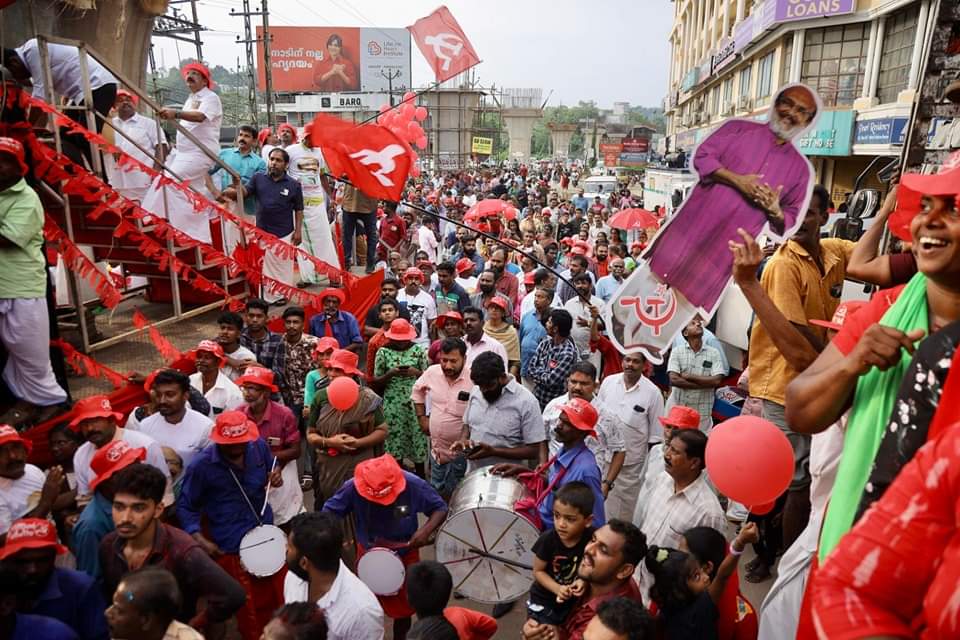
[408,6,481,84]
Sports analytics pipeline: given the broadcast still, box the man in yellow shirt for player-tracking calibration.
[0,138,67,426]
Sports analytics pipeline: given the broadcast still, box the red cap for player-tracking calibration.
[659,406,700,430]
[436,311,463,329]
[0,137,28,177]
[354,454,407,506]
[0,518,67,561]
[90,440,146,492]
[484,296,509,312]
[235,366,279,392]
[0,424,31,454]
[384,318,418,341]
[524,271,537,286]
[455,258,475,274]
[319,288,346,304]
[403,267,425,283]
[115,89,139,106]
[277,123,298,142]
[195,339,225,362]
[810,300,867,332]
[324,349,363,376]
[560,237,575,247]
[257,127,272,146]
[889,166,960,241]
[570,245,587,256]
[68,395,123,430]
[559,398,599,437]
[210,411,260,445]
[313,336,340,358]
[181,62,216,89]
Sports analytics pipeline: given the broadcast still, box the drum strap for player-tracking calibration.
[228,466,267,527]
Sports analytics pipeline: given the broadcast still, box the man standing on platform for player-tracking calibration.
[208,125,265,256]
[0,138,68,426]
[225,148,303,306]
[285,124,339,284]
[108,90,167,202]
[342,183,378,273]
[141,63,222,244]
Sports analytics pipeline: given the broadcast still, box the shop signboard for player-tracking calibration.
[798,110,855,156]
[471,136,493,155]
[854,116,908,145]
[622,138,650,153]
[774,0,856,24]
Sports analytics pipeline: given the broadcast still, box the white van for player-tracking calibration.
[582,175,619,204]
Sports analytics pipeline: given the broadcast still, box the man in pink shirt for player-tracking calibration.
[412,337,473,499]
[462,307,509,366]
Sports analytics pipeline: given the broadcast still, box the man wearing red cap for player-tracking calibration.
[308,288,363,352]
[0,137,69,426]
[236,367,302,527]
[188,340,244,417]
[141,61,223,243]
[0,518,107,640]
[72,440,147,578]
[454,257,478,293]
[108,90,168,202]
[632,405,701,523]
[323,453,448,640]
[70,394,172,507]
[177,411,283,640]
[397,268,437,348]
[0,425,62,539]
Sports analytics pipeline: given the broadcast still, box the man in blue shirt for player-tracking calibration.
[308,287,363,352]
[518,287,550,384]
[177,411,283,640]
[323,453,447,640]
[225,147,304,306]
[493,397,605,531]
[0,566,77,640]
[208,125,266,217]
[71,440,146,580]
[0,517,108,640]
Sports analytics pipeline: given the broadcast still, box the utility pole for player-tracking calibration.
[230,0,274,127]
[231,0,260,127]
[381,68,401,106]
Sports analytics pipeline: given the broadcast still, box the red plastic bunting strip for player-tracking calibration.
[42,214,123,308]
[132,309,183,363]
[51,339,127,389]
[26,95,354,288]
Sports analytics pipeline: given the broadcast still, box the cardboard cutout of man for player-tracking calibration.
[605,83,821,362]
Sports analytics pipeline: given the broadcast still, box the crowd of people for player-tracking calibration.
[0,43,957,640]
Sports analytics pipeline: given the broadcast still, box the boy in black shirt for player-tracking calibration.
[527,481,595,625]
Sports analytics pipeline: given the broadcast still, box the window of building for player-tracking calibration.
[739,64,753,105]
[877,5,920,103]
[757,51,775,99]
[801,23,869,106]
[723,76,734,112]
[712,85,721,117]
[780,35,794,86]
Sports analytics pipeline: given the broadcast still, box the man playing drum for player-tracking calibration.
[323,454,448,640]
[177,411,284,640]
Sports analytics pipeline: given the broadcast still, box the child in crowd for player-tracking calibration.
[366,299,401,383]
[406,560,497,640]
[302,336,340,416]
[646,523,759,640]
[527,481,596,624]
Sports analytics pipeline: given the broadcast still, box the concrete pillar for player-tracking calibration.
[736,0,745,23]
[790,29,805,83]
[861,20,880,99]
[548,123,578,158]
[501,108,542,160]
[907,0,931,90]
[869,17,887,98]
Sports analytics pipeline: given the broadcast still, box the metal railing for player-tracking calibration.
[33,35,251,352]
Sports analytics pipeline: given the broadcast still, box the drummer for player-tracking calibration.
[236,366,303,530]
[323,453,448,640]
[177,411,284,640]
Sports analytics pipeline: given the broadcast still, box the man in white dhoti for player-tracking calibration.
[140,62,222,244]
[285,124,339,285]
[0,138,67,425]
[107,90,167,202]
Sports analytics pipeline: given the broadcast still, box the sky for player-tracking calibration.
[151,0,674,110]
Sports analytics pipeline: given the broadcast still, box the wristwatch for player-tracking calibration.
[602,479,614,490]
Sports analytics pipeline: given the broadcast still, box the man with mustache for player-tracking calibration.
[644,84,819,313]
[0,426,62,541]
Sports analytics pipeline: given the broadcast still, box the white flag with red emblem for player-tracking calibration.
[408,6,481,83]
[309,114,412,202]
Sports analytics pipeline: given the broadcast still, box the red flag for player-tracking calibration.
[408,5,481,83]
[310,114,411,202]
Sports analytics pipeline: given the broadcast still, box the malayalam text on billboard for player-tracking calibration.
[257,26,411,93]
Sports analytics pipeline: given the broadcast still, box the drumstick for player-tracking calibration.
[261,457,279,518]
[467,546,533,571]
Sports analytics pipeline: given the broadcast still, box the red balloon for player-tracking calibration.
[400,103,416,120]
[705,416,794,506]
[750,500,776,515]
[414,106,428,121]
[415,135,428,150]
[410,165,421,178]
[327,377,359,411]
[378,104,391,114]
[403,91,416,102]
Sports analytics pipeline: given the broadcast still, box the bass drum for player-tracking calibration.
[435,467,539,603]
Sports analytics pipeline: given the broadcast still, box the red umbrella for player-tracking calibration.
[608,208,659,231]
[465,198,509,220]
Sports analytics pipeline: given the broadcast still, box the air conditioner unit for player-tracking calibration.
[737,95,752,110]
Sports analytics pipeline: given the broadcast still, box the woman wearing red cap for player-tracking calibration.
[371,319,429,477]
[140,62,223,244]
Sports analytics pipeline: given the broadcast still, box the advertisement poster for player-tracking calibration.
[257,26,411,93]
